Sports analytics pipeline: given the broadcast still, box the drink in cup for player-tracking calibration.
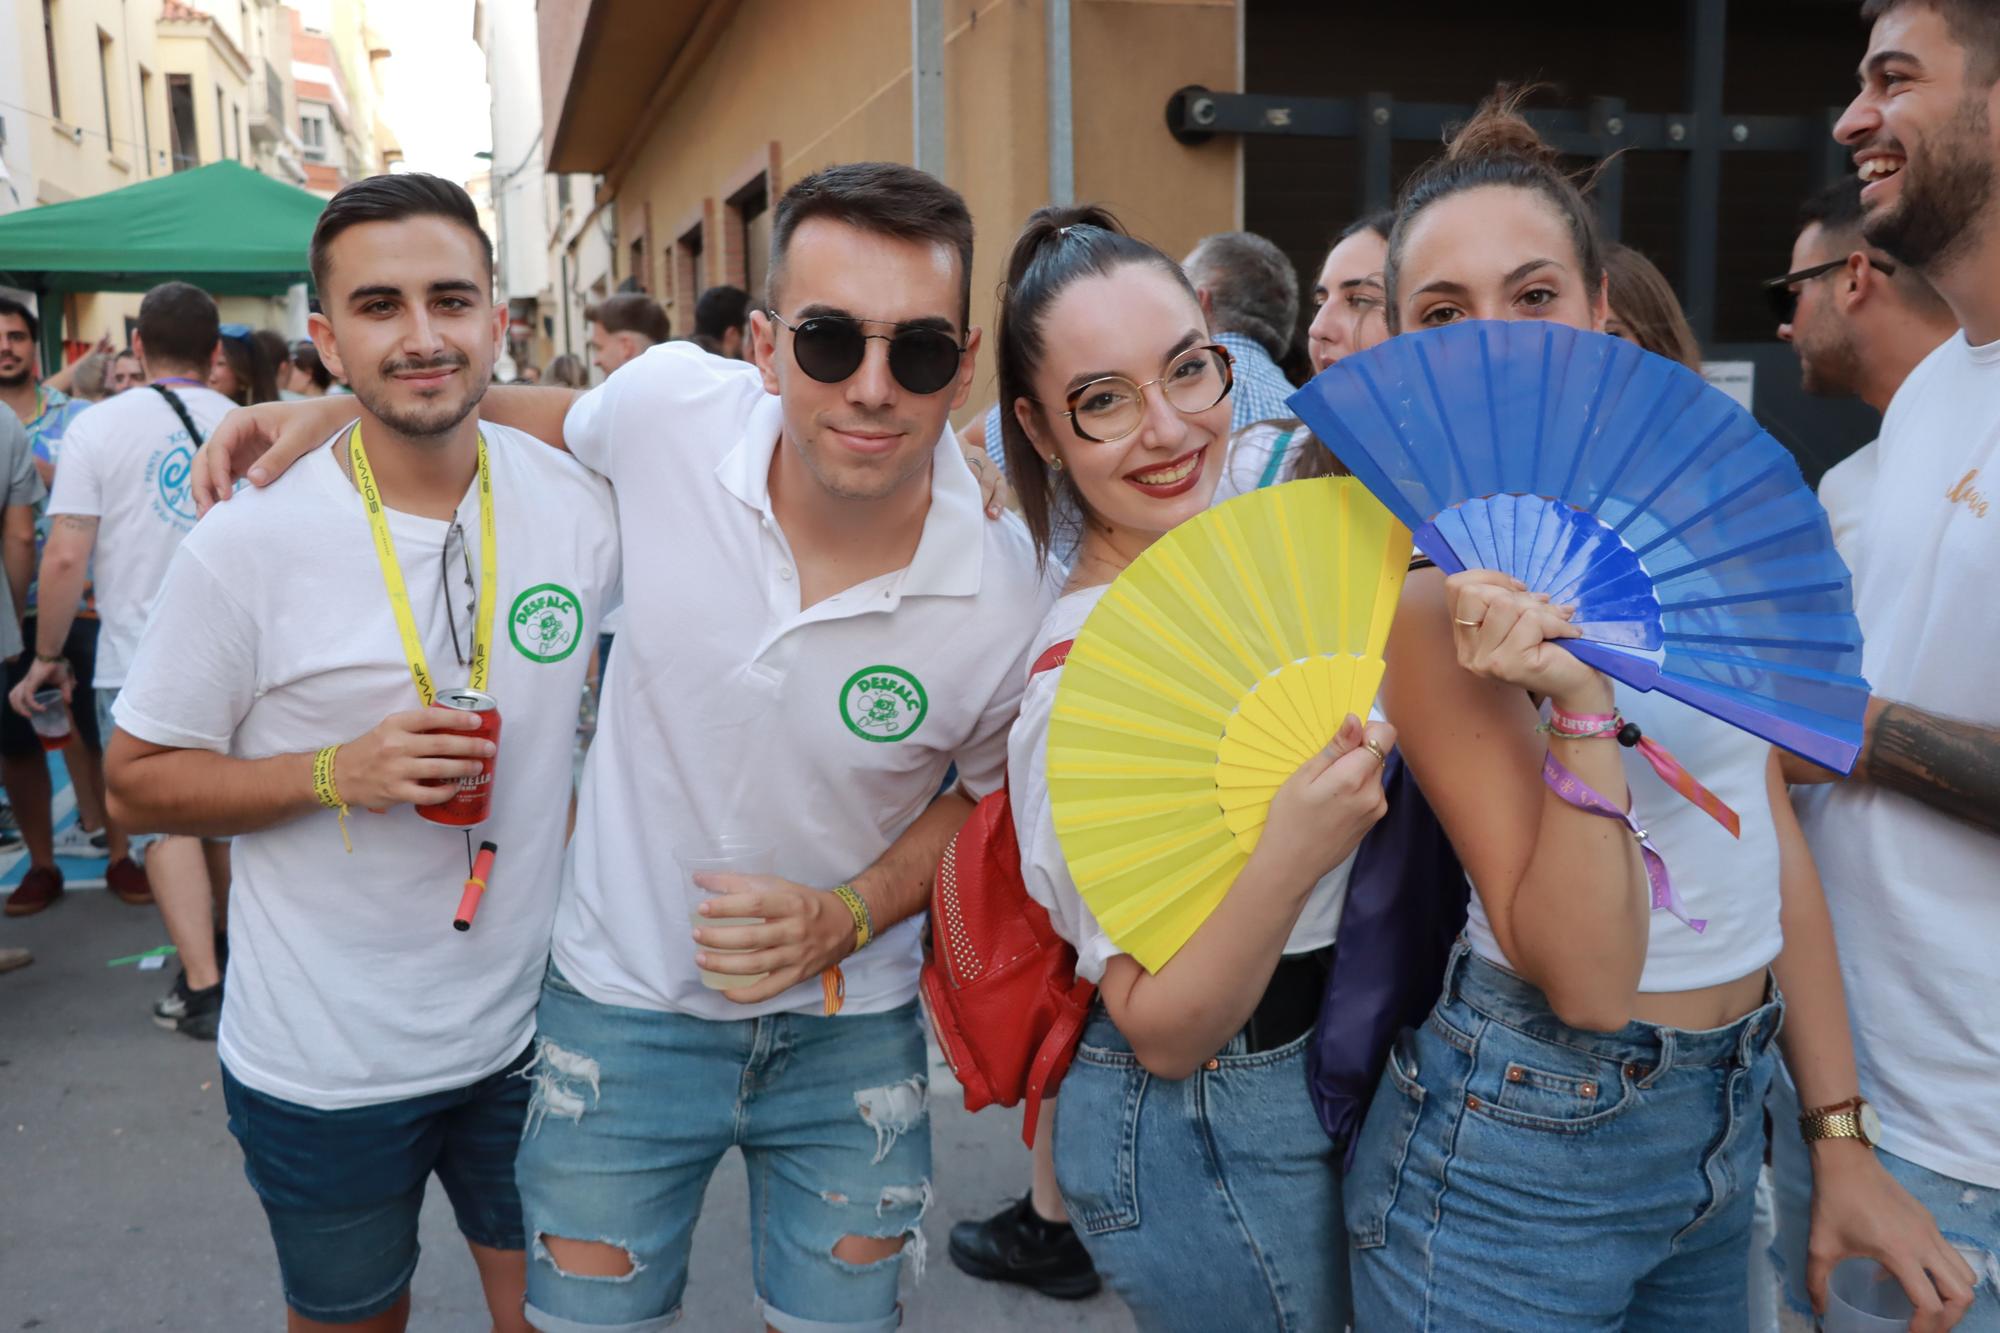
[419,688,500,827]
[28,688,70,751]
[675,836,772,991]
[1823,1259,1916,1333]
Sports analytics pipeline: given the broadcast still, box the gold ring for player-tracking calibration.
[1363,739,1388,765]
[1453,617,1484,628]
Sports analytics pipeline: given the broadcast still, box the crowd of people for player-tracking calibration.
[0,1,1994,1330]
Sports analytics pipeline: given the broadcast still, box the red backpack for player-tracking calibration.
[920,639,1096,1147]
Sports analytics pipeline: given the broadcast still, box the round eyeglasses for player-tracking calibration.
[1058,344,1235,444]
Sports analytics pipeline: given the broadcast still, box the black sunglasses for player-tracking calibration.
[1762,256,1896,324]
[766,311,966,396]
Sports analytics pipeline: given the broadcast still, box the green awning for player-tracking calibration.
[0,159,323,297]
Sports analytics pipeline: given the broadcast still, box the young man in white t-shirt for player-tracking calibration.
[9,282,235,1036]
[105,174,618,1333]
[195,162,1051,1333]
[1764,4,2000,1323]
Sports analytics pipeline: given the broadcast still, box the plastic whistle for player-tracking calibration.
[454,841,499,932]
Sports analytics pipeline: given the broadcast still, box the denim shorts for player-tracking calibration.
[1347,942,1782,1331]
[1053,1002,1349,1332]
[220,1047,533,1323]
[516,964,932,1333]
[1766,1066,2000,1330]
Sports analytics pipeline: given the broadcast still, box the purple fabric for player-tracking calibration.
[1308,750,1469,1169]
[1541,749,1706,933]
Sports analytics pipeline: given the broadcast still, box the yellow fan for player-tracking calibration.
[1047,477,1410,973]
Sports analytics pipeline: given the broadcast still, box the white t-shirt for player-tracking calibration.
[1014,587,1351,983]
[1793,332,2000,1188]
[1214,421,1316,504]
[551,341,1054,1020]
[113,424,620,1110]
[1817,440,1879,581]
[46,382,236,686]
[1463,686,1783,993]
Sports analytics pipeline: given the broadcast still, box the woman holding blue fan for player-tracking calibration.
[1322,91,1975,1330]
[992,204,1397,1331]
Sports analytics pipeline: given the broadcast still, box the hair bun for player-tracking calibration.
[1445,84,1565,171]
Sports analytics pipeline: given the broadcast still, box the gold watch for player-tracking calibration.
[1799,1095,1882,1147]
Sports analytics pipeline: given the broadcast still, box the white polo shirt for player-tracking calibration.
[551,342,1053,1020]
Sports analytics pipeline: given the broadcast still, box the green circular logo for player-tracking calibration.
[839,665,929,743]
[509,583,583,663]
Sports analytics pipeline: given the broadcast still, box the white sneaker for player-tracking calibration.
[52,824,110,859]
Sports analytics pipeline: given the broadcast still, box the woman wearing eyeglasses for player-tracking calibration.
[991,204,1395,1332]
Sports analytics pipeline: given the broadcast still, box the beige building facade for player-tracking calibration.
[538,0,1241,412]
[5,0,324,350]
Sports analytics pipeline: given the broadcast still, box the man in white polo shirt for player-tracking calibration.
[106,173,618,1332]
[194,161,1050,1333]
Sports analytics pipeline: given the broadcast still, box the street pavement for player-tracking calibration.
[0,885,1138,1332]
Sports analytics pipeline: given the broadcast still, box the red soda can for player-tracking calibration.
[420,688,500,827]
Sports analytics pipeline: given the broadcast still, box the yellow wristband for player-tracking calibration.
[832,883,872,951]
[313,745,353,854]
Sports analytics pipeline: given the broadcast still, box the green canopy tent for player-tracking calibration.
[0,160,325,371]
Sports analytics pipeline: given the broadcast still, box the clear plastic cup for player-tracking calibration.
[1823,1259,1916,1332]
[28,688,70,751]
[674,835,772,991]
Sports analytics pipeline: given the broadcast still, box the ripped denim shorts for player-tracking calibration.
[516,963,932,1333]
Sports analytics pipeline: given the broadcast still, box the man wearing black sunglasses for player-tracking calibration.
[191,160,1051,1333]
[1767,178,1954,411]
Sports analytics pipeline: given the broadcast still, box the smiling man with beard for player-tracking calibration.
[1751,4,2000,1327]
[102,173,619,1333]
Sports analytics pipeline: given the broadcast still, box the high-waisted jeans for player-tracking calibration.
[1054,1002,1348,1332]
[1347,942,1782,1331]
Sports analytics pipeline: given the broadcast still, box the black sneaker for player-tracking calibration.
[155,979,221,1041]
[152,968,192,1022]
[947,1195,1101,1300]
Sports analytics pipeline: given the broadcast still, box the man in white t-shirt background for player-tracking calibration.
[106,172,617,1333]
[1770,175,1958,564]
[10,282,234,1038]
[1756,174,1962,1331]
[1760,2,2000,1324]
[196,160,1051,1333]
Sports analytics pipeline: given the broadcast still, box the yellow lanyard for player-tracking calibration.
[347,423,497,705]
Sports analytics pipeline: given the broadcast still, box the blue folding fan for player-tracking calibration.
[1287,319,1870,773]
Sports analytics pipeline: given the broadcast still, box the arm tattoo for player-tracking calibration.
[1865,702,2000,835]
[52,514,99,534]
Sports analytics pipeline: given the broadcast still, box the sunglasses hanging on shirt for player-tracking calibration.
[766,311,967,396]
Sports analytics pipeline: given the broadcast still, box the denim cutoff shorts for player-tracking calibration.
[220,1046,533,1323]
[1347,941,1782,1331]
[517,964,932,1333]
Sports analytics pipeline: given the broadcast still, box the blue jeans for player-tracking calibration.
[1347,943,1782,1331]
[1053,1003,1348,1332]
[516,965,931,1333]
[1767,1066,2000,1330]
[220,1047,532,1323]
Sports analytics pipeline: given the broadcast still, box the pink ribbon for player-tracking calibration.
[1542,749,1708,934]
[1547,708,1741,839]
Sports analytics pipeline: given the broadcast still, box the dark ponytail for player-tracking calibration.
[996,204,1196,565]
[1385,86,1607,332]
